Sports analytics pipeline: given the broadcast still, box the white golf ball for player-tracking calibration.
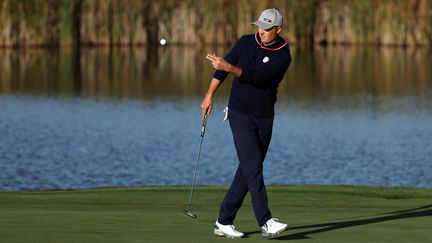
[160,39,167,46]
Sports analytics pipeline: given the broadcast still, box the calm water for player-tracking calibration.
[1,46,432,191]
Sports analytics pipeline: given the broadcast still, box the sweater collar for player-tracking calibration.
[255,33,288,51]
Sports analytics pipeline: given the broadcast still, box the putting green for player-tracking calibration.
[1,185,431,242]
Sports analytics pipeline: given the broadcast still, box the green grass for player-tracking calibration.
[1,185,432,242]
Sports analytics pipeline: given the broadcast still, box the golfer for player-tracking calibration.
[201,8,291,238]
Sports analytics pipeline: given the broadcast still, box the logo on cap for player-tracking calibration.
[263,18,272,23]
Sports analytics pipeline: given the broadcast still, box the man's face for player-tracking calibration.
[258,26,281,45]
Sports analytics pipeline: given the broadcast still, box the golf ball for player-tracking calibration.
[160,39,167,46]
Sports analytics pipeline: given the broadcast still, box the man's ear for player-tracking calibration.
[277,27,282,35]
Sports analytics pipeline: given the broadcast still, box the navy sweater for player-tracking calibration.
[214,33,291,117]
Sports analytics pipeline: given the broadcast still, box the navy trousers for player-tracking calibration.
[218,108,273,227]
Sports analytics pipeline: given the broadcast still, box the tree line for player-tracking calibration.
[0,0,430,48]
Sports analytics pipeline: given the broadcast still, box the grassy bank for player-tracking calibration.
[1,185,431,242]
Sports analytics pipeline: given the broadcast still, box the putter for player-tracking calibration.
[184,115,208,219]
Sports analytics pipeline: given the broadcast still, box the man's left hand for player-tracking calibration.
[206,53,231,72]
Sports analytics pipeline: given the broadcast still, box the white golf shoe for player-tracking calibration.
[214,220,245,238]
[261,218,289,237]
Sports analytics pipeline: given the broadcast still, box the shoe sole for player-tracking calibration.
[214,229,244,239]
[261,225,289,238]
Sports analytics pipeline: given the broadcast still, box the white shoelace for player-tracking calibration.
[267,218,280,227]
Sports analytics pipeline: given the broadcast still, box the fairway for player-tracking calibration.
[1,186,431,242]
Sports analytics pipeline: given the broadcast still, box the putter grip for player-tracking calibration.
[200,116,207,137]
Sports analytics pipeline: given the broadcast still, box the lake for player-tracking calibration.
[1,45,432,191]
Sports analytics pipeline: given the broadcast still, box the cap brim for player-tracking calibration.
[252,20,274,30]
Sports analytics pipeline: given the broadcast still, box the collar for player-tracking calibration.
[255,33,288,51]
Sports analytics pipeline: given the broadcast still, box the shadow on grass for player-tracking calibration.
[271,204,432,240]
[244,230,261,237]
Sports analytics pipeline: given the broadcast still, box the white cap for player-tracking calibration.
[252,8,283,30]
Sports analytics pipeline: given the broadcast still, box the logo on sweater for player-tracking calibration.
[263,56,269,63]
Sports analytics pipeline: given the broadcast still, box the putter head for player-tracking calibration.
[183,209,197,219]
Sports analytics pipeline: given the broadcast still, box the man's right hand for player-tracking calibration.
[200,95,213,118]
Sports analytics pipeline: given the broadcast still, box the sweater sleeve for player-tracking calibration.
[238,51,291,86]
[212,37,242,82]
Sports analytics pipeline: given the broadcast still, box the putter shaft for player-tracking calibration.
[184,115,207,218]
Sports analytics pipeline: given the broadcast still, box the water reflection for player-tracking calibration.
[283,46,432,99]
[0,47,226,98]
[1,46,432,101]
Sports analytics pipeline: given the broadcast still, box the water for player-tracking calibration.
[1,46,432,190]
